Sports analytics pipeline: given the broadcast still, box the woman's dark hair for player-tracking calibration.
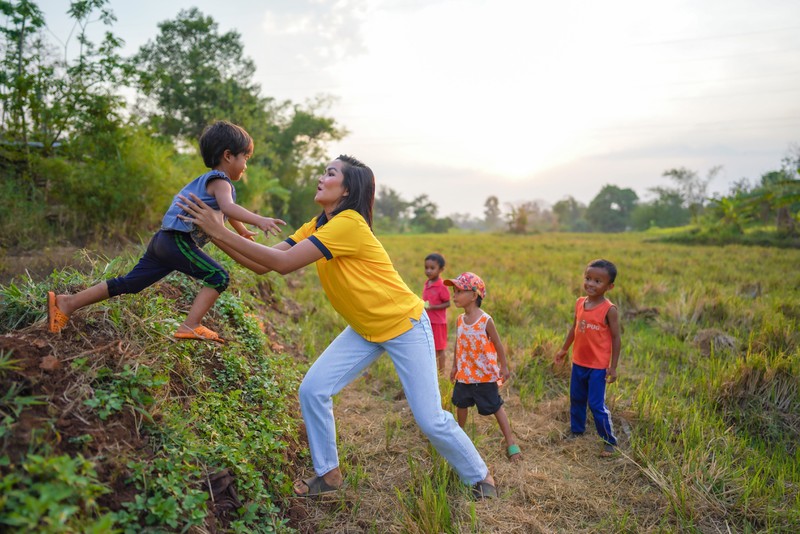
[425,253,446,268]
[317,154,375,228]
[199,120,254,168]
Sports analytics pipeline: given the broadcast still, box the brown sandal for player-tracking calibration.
[293,476,342,497]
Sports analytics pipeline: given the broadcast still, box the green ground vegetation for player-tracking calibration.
[377,232,799,532]
[0,245,310,532]
[0,232,798,532]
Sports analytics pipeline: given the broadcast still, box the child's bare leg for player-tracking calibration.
[456,407,469,428]
[435,349,446,374]
[57,281,110,316]
[179,286,220,330]
[494,406,521,460]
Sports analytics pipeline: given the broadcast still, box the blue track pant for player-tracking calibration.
[570,363,617,445]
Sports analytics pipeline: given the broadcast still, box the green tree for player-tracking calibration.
[630,187,690,230]
[585,185,638,232]
[505,200,553,234]
[131,7,261,141]
[662,165,721,223]
[375,186,410,226]
[707,196,747,234]
[262,99,344,226]
[131,10,344,226]
[707,147,800,237]
[0,0,46,151]
[409,194,452,233]
[483,195,501,230]
[552,196,587,231]
[0,0,127,152]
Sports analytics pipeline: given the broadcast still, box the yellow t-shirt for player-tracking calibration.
[286,210,424,343]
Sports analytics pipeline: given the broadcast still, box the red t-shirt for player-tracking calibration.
[422,278,450,324]
[572,296,615,370]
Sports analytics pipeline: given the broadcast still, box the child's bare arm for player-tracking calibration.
[606,306,621,383]
[555,316,576,364]
[208,179,286,236]
[486,318,510,382]
[228,218,257,241]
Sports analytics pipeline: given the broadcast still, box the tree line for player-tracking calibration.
[1,1,797,248]
[0,1,342,248]
[376,155,799,239]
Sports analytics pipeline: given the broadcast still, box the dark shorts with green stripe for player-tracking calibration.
[106,230,229,298]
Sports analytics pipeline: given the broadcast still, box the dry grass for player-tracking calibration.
[289,373,671,533]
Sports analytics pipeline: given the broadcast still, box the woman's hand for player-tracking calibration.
[177,193,227,239]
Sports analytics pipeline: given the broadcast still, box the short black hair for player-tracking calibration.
[199,120,254,168]
[588,258,617,283]
[476,295,483,308]
[425,253,445,268]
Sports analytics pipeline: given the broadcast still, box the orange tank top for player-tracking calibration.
[454,312,500,383]
[572,296,614,370]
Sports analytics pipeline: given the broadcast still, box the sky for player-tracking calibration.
[36,0,800,218]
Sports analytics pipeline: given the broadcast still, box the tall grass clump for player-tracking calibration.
[395,450,461,534]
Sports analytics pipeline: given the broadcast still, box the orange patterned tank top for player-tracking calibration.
[454,312,500,383]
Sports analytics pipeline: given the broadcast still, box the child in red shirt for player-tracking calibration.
[423,253,451,374]
[555,259,621,456]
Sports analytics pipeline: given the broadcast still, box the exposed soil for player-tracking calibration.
[0,326,148,513]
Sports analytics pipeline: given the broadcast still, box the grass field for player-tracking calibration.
[1,231,798,532]
[286,231,799,532]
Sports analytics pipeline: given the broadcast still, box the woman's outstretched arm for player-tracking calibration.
[177,193,323,274]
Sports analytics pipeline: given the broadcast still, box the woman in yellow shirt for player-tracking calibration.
[177,155,496,499]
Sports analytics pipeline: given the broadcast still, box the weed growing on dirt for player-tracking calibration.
[0,247,305,532]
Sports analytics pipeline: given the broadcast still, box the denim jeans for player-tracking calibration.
[298,312,489,484]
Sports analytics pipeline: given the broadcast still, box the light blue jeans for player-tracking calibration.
[298,313,489,484]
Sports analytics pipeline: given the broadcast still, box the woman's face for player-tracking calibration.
[314,160,347,211]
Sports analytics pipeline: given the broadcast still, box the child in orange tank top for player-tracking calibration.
[446,272,521,462]
[555,259,621,457]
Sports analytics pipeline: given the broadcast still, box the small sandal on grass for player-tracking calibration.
[506,444,522,461]
[173,325,225,344]
[47,291,69,333]
[471,481,497,500]
[293,476,342,498]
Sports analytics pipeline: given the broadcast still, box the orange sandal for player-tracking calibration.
[173,325,225,344]
[47,291,70,333]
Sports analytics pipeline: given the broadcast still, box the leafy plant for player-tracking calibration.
[0,453,114,533]
[84,364,167,421]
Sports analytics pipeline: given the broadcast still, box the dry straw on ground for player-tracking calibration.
[289,373,671,533]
